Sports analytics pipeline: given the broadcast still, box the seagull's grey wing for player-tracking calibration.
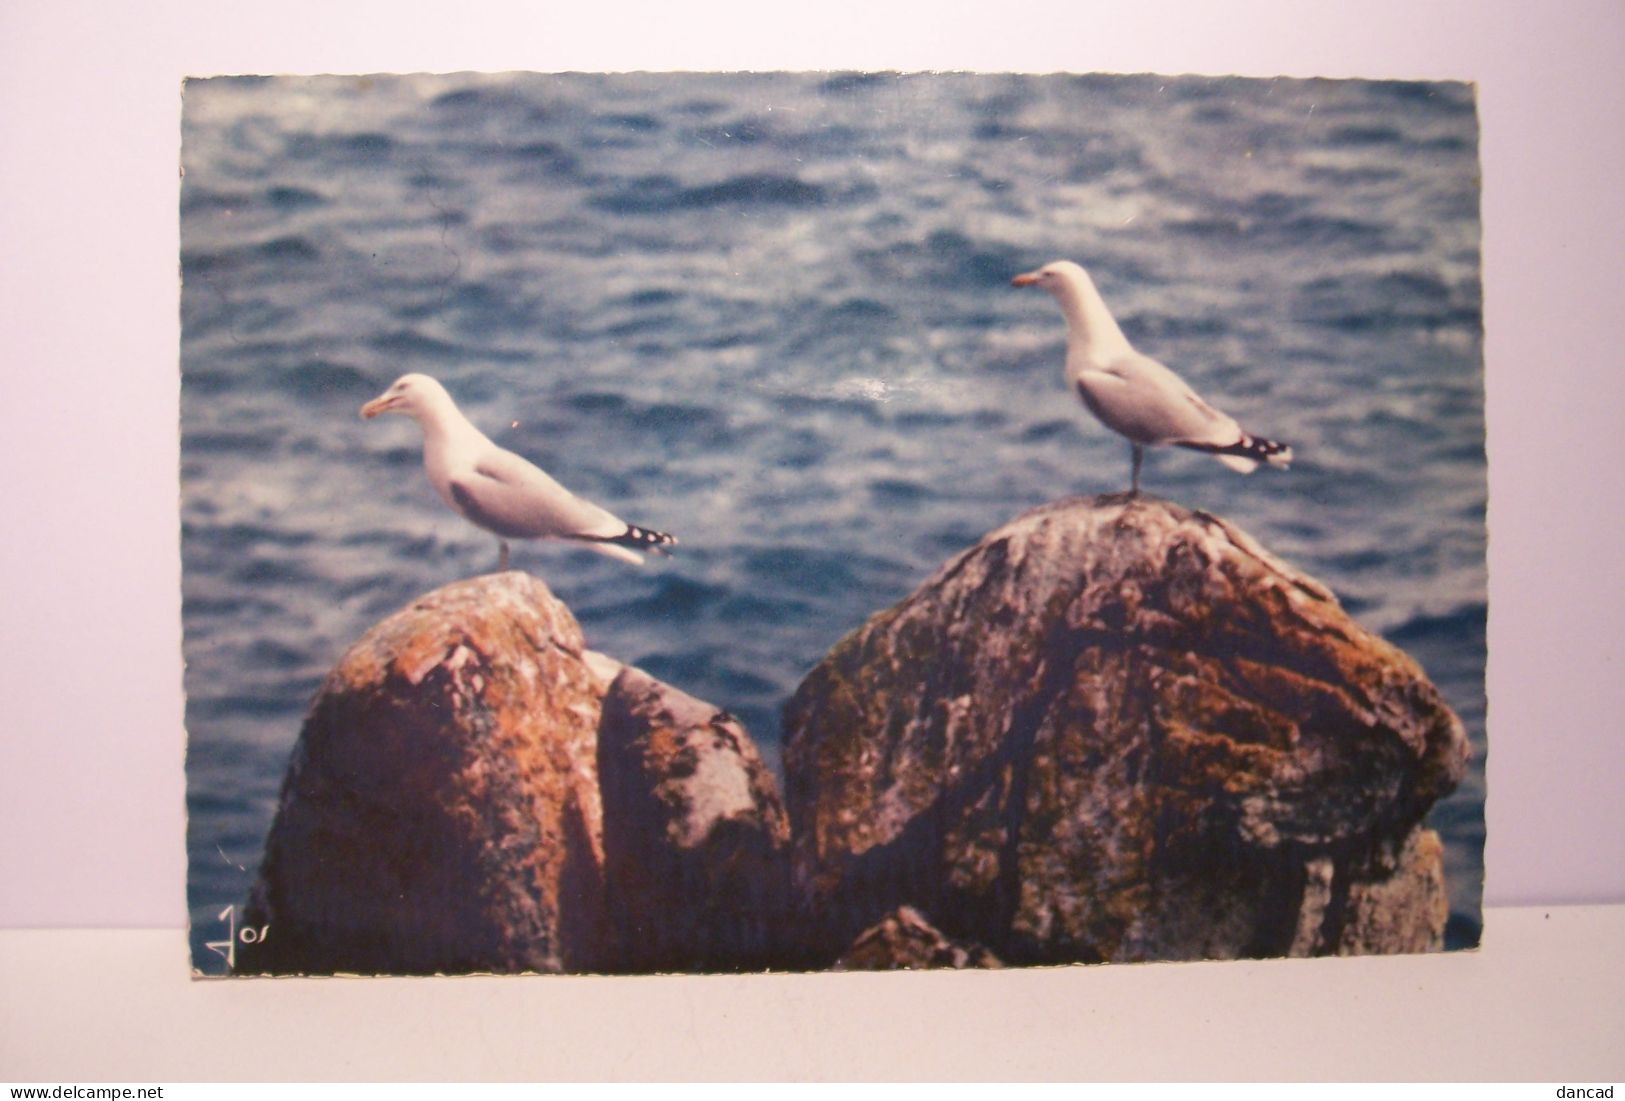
[447,446,627,541]
[1081,352,1242,447]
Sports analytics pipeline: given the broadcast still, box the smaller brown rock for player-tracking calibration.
[598,666,792,971]
[1337,827,1452,955]
[835,907,1002,971]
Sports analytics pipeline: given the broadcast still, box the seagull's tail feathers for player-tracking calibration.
[579,523,678,564]
[1180,433,1292,474]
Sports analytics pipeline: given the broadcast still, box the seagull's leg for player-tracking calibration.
[498,540,510,572]
[1130,443,1143,497]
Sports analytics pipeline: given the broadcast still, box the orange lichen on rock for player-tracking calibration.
[784,495,1468,965]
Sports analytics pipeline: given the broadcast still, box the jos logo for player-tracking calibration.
[203,904,268,971]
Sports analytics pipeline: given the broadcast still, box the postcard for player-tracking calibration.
[181,71,1484,975]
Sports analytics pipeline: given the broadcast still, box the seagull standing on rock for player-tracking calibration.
[1012,260,1292,495]
[361,373,677,570]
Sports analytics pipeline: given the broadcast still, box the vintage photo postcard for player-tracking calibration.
[181,72,1484,975]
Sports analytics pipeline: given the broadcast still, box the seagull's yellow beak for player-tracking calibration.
[360,394,393,420]
[1011,270,1041,287]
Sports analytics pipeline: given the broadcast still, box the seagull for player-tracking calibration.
[361,373,676,569]
[1012,260,1291,495]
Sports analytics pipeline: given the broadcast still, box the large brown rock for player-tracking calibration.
[597,667,793,971]
[783,495,1469,965]
[238,572,608,974]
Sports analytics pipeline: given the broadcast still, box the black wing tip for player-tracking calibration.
[600,524,679,555]
[1186,434,1293,466]
[1247,435,1293,467]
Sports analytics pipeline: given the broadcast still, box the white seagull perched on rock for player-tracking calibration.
[361,373,676,569]
[1012,260,1292,494]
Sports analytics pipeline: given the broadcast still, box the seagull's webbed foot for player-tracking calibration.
[1129,443,1144,498]
[498,540,510,572]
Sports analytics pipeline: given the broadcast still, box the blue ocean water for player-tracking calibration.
[180,72,1486,972]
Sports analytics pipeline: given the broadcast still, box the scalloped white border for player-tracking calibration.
[3,0,1624,1075]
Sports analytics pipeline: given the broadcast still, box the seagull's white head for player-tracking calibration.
[1011,260,1089,293]
[360,373,454,422]
[1012,259,1132,358]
